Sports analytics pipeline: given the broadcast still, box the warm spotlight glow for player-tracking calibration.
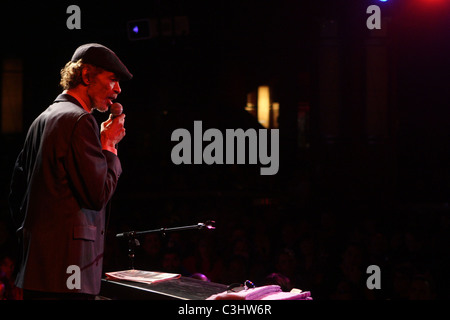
[257,86,270,128]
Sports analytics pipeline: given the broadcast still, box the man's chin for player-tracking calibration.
[94,105,109,113]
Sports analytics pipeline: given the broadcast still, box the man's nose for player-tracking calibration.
[114,81,121,94]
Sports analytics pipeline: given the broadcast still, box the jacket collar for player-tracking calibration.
[54,93,84,110]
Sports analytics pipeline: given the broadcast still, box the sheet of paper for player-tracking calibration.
[105,269,181,284]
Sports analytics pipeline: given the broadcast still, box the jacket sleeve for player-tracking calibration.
[9,150,27,228]
[66,113,122,211]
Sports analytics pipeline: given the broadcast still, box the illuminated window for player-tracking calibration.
[1,58,23,134]
[257,86,270,128]
[246,86,279,129]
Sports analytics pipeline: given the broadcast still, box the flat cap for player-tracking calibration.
[71,43,133,81]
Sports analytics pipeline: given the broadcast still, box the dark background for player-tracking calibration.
[1,0,450,300]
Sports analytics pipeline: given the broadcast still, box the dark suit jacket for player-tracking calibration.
[9,93,122,295]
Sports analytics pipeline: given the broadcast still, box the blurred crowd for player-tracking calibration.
[1,160,450,300]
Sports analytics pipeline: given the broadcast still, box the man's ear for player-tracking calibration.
[81,67,90,86]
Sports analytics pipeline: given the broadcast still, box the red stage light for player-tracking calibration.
[416,0,448,6]
[407,0,450,13]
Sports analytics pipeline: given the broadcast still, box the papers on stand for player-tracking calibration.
[206,285,313,300]
[105,269,181,284]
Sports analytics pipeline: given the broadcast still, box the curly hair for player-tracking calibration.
[59,59,103,90]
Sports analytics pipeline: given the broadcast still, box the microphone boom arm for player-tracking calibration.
[115,220,216,238]
[115,221,215,270]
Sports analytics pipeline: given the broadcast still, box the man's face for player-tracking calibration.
[87,70,121,113]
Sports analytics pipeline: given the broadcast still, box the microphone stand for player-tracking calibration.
[115,221,215,270]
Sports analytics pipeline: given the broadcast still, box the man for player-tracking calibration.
[9,43,132,299]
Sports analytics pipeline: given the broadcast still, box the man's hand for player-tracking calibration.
[100,113,126,154]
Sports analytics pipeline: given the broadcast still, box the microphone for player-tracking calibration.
[109,102,124,151]
[110,102,123,119]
